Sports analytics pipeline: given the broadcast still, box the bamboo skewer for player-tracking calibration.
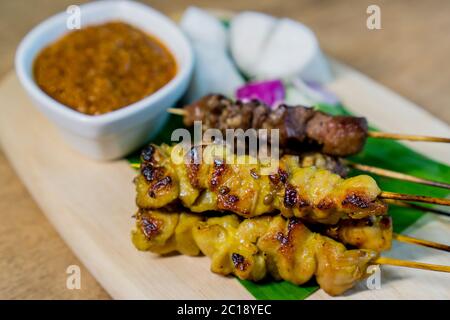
[167,108,187,116]
[385,199,450,217]
[368,131,450,143]
[379,191,450,206]
[168,108,450,143]
[393,233,450,253]
[345,161,450,190]
[375,257,450,273]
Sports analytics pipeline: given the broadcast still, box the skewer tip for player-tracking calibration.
[368,131,450,143]
[167,108,187,116]
[346,161,450,190]
[379,191,450,207]
[375,257,450,273]
[393,233,450,253]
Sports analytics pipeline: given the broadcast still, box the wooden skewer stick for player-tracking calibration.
[379,191,450,206]
[375,257,450,273]
[345,161,450,190]
[167,108,187,116]
[168,108,450,143]
[393,233,450,253]
[385,199,450,217]
[368,131,450,143]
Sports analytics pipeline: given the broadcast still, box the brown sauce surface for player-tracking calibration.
[34,21,177,115]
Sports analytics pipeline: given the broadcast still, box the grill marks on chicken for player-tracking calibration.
[182,94,369,157]
[132,210,378,296]
[135,144,387,224]
[322,216,393,252]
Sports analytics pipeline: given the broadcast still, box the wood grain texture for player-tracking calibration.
[0,151,109,299]
[1,0,450,299]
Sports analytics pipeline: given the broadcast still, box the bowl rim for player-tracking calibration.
[15,0,193,128]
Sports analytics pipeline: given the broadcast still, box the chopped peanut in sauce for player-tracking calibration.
[34,21,177,115]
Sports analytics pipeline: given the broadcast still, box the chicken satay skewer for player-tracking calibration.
[131,161,450,214]
[132,210,450,296]
[135,143,450,224]
[148,176,447,254]
[321,216,450,253]
[131,165,450,253]
[134,142,450,190]
[134,154,450,191]
[133,178,450,253]
[132,154,450,252]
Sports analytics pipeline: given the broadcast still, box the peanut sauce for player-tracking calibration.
[33,22,177,115]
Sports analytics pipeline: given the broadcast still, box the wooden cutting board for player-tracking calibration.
[0,59,449,299]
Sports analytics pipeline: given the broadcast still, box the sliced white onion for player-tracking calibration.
[183,43,245,103]
[180,7,244,102]
[229,11,277,77]
[180,7,228,50]
[230,13,332,84]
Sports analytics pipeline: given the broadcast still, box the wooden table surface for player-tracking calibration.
[1,0,449,299]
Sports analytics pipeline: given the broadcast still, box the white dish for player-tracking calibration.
[15,0,193,160]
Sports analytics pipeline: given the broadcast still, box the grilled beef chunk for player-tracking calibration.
[182,95,368,157]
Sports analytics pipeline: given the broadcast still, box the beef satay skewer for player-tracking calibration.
[167,106,450,144]
[167,105,450,190]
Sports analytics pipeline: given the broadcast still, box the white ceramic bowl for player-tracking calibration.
[15,0,193,160]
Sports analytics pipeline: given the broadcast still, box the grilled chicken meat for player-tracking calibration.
[322,216,392,252]
[181,94,368,157]
[297,151,349,177]
[135,144,387,224]
[132,209,378,296]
